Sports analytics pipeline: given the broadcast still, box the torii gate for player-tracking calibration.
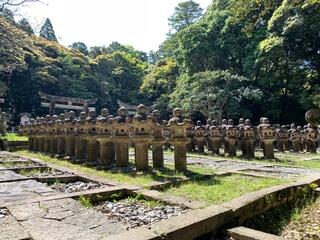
[39,92,97,115]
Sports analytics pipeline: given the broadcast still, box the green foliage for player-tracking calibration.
[170,70,262,120]
[69,42,88,55]
[39,18,57,42]
[79,195,93,208]
[17,18,33,35]
[168,0,203,33]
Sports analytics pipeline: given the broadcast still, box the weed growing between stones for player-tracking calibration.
[79,195,93,208]
[243,185,318,235]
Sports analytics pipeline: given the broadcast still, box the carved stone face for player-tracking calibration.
[45,115,51,122]
[239,118,245,124]
[263,118,270,124]
[222,119,227,125]
[206,119,211,125]
[245,119,251,126]
[211,120,217,126]
[173,108,182,117]
[59,114,65,121]
[101,108,109,117]
[228,119,234,125]
[79,111,86,120]
[118,107,127,117]
[137,104,147,115]
[68,111,75,120]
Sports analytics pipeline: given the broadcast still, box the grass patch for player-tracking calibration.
[163,174,289,204]
[18,168,42,177]
[16,151,216,186]
[1,133,28,141]
[122,194,164,208]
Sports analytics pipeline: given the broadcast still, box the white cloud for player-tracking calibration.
[18,0,212,52]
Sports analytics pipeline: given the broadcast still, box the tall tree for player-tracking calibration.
[69,42,88,55]
[17,18,33,35]
[168,0,203,33]
[39,18,57,42]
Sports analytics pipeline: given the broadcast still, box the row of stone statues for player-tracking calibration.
[20,105,319,171]
[21,105,192,171]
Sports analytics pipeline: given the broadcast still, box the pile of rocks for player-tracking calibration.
[23,169,65,177]
[95,200,188,229]
[50,181,106,193]
[0,209,8,219]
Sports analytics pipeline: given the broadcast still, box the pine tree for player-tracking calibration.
[17,18,34,35]
[39,18,57,42]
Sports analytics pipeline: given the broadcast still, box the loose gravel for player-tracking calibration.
[95,200,188,229]
[50,181,106,193]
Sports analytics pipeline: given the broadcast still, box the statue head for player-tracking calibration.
[281,125,287,130]
[152,110,160,118]
[196,120,202,126]
[68,111,75,121]
[52,115,58,121]
[79,111,87,120]
[262,118,270,124]
[137,104,147,115]
[59,113,65,121]
[239,118,245,124]
[297,126,302,131]
[228,119,234,125]
[117,107,127,117]
[221,119,227,125]
[245,119,251,126]
[290,123,296,129]
[206,119,211,125]
[88,110,96,118]
[45,115,51,122]
[173,108,182,117]
[211,120,217,126]
[100,108,109,117]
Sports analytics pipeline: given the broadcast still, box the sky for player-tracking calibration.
[18,0,212,52]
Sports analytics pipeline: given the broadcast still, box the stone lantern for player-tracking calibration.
[194,120,207,153]
[43,115,51,153]
[32,118,41,152]
[275,126,289,152]
[289,124,300,152]
[225,119,237,157]
[56,114,66,155]
[49,115,59,154]
[131,104,153,171]
[64,111,76,157]
[305,124,318,153]
[150,110,166,168]
[38,117,46,152]
[242,119,256,159]
[83,110,99,164]
[74,112,88,161]
[112,107,130,168]
[96,109,114,167]
[258,118,275,158]
[27,118,35,151]
[208,122,223,155]
[167,108,192,171]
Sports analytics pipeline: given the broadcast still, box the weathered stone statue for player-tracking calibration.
[275,125,289,152]
[97,108,114,167]
[168,108,192,171]
[49,115,58,154]
[225,119,237,157]
[74,111,87,161]
[131,104,153,171]
[56,113,66,155]
[237,118,246,156]
[305,109,320,126]
[242,119,256,159]
[43,115,51,153]
[289,123,300,153]
[194,120,206,153]
[208,120,222,155]
[64,111,76,157]
[258,118,275,158]
[85,110,99,164]
[112,107,130,168]
[151,110,165,168]
[305,124,318,153]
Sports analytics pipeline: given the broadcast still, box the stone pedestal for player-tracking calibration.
[28,137,34,151]
[195,138,205,153]
[226,139,237,157]
[209,138,221,154]
[44,137,51,153]
[245,140,255,159]
[39,137,45,152]
[75,137,86,160]
[263,140,274,158]
[99,140,115,167]
[291,140,300,152]
[65,136,75,156]
[114,141,129,167]
[57,136,65,155]
[173,143,187,171]
[134,142,149,171]
[50,137,57,154]
[152,142,164,168]
[307,140,317,153]
[33,137,40,152]
[86,138,98,163]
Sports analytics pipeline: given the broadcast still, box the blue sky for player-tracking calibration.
[19,0,212,52]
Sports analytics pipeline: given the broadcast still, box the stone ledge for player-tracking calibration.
[227,227,285,240]
[106,205,232,240]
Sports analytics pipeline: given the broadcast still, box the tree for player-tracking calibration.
[69,42,88,55]
[0,0,39,12]
[39,18,57,42]
[168,0,203,33]
[17,18,33,35]
[170,70,262,121]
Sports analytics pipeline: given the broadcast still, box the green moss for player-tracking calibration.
[1,133,28,141]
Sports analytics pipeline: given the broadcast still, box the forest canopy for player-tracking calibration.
[0,0,319,124]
